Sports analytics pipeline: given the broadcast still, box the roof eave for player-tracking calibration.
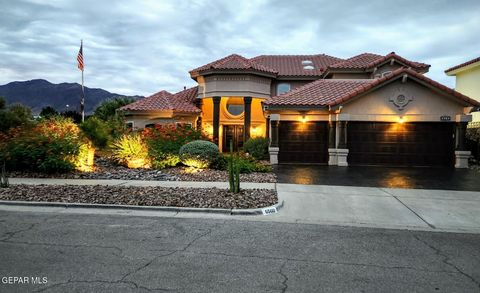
[445,61,480,75]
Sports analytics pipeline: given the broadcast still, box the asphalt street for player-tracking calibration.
[0,210,479,292]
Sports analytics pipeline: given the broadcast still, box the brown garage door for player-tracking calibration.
[347,122,455,167]
[279,121,328,164]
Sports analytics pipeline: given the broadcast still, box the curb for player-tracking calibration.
[0,200,284,216]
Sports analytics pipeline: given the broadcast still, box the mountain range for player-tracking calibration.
[0,79,142,114]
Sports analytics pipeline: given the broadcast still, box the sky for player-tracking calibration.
[0,0,479,96]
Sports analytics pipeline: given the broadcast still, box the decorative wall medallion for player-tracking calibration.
[389,87,413,111]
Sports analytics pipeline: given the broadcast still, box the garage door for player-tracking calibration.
[278,121,328,164]
[347,122,455,167]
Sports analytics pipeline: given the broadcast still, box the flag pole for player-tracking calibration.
[80,39,85,122]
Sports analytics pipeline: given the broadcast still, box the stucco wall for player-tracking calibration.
[341,79,466,122]
[455,66,480,122]
[197,74,271,99]
[124,113,197,129]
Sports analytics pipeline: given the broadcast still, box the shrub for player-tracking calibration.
[243,137,269,160]
[212,152,272,173]
[0,117,93,173]
[112,133,150,168]
[142,124,209,169]
[80,116,111,148]
[179,140,219,169]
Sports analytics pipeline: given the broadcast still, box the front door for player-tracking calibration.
[223,125,244,152]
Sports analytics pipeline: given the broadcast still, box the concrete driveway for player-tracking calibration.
[260,184,480,233]
[274,165,480,191]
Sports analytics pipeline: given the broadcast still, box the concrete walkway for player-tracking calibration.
[7,178,276,190]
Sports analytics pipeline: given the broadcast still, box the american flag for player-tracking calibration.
[77,42,84,71]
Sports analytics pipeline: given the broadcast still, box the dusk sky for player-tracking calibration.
[1,0,479,96]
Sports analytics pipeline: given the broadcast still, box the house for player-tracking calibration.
[445,56,480,123]
[120,52,480,168]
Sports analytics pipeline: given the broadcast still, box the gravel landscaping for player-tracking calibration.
[0,184,278,209]
[8,157,276,183]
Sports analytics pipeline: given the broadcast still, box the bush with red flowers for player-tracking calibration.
[0,116,94,173]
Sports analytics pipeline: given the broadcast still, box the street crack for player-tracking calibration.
[412,233,480,288]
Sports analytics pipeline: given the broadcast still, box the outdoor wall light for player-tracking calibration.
[300,115,307,123]
[398,116,405,124]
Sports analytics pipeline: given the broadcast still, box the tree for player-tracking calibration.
[40,106,59,118]
[61,110,82,124]
[0,100,33,132]
[93,96,136,121]
[0,97,5,110]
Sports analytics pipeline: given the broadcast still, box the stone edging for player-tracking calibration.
[0,200,284,216]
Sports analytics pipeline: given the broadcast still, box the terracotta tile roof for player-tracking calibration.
[266,68,480,107]
[120,87,200,113]
[329,52,430,71]
[251,54,344,77]
[265,79,372,107]
[445,56,480,73]
[119,90,173,111]
[169,86,201,113]
[189,54,278,77]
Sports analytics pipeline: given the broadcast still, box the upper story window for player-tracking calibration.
[277,83,291,95]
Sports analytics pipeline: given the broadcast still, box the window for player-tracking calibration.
[277,83,291,95]
[227,104,244,116]
[126,121,134,129]
[176,122,192,129]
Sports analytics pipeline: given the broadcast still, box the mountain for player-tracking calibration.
[0,79,142,114]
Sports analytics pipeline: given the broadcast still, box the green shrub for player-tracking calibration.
[243,137,269,160]
[142,124,209,169]
[179,140,219,169]
[80,116,111,148]
[212,152,272,173]
[111,133,150,168]
[0,117,92,173]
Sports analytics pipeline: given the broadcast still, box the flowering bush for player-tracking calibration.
[0,117,94,173]
[141,124,209,169]
[179,140,219,169]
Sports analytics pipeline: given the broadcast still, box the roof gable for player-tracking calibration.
[266,68,479,108]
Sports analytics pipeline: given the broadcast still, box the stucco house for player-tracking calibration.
[120,52,479,168]
[445,56,480,123]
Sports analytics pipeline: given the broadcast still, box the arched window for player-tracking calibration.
[277,83,291,95]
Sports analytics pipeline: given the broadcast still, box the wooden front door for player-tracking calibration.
[223,125,244,152]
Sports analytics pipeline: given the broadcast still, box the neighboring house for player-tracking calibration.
[120,52,479,168]
[445,56,480,122]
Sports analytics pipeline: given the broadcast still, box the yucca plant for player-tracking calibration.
[0,161,9,188]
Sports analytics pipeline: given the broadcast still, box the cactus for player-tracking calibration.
[0,161,9,188]
[228,140,240,193]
